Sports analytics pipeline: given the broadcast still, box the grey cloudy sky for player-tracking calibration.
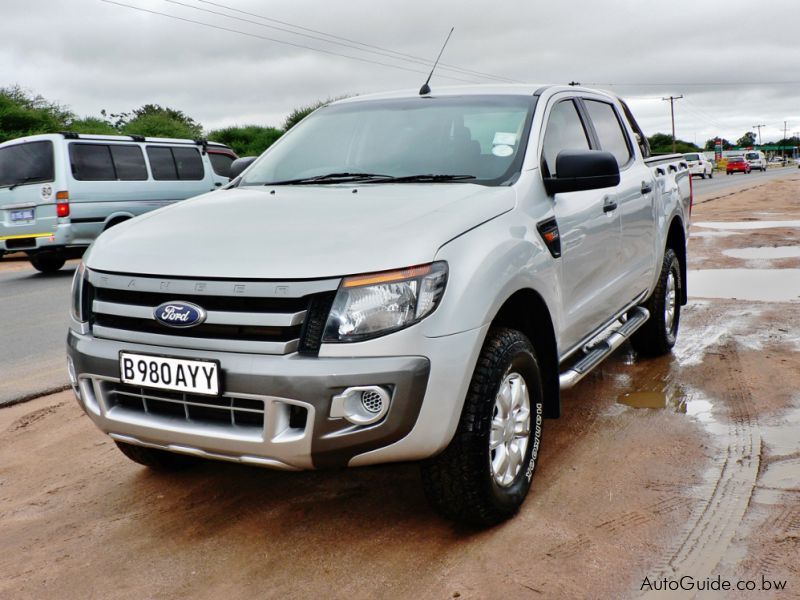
[3,0,799,145]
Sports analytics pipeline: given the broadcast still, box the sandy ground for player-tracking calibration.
[1,177,800,599]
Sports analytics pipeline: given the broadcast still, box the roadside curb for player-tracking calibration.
[0,384,71,409]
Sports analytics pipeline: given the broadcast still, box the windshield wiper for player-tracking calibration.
[264,172,394,185]
[370,174,476,183]
[6,176,41,191]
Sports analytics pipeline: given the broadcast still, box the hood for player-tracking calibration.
[86,184,516,279]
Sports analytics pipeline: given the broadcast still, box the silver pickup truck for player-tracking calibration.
[67,85,691,525]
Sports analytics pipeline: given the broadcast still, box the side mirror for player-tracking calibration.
[229,156,258,181]
[543,150,620,195]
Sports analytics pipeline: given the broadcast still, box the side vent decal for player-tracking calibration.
[537,218,562,258]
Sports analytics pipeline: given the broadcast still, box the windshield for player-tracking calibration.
[241,95,537,187]
[684,153,700,161]
[0,140,55,188]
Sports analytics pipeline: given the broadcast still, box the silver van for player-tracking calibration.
[0,133,237,272]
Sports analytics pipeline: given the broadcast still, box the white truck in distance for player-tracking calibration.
[68,85,691,525]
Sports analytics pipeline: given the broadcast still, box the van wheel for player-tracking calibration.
[420,328,544,526]
[29,252,66,273]
[631,248,681,357]
[115,441,199,471]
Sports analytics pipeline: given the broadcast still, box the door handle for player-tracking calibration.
[603,197,617,213]
[641,181,653,194]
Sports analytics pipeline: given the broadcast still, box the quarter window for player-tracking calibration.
[542,100,591,176]
[146,146,204,181]
[209,152,234,177]
[583,100,632,167]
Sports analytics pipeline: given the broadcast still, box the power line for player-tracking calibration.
[188,0,521,83]
[98,0,482,84]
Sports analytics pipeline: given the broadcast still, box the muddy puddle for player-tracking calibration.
[722,246,800,260]
[688,268,800,301]
[693,220,800,230]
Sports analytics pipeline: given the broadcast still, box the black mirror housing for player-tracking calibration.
[543,150,620,195]
[229,156,258,181]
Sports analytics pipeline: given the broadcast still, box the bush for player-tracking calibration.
[207,125,283,156]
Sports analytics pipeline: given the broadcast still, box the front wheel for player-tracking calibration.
[631,248,682,357]
[421,328,544,526]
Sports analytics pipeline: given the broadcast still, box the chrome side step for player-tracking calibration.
[559,307,650,390]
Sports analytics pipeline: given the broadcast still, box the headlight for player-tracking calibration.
[70,262,90,323]
[323,262,448,342]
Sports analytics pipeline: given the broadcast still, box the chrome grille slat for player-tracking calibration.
[92,300,307,327]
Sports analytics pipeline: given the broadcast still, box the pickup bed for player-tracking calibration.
[67,84,691,525]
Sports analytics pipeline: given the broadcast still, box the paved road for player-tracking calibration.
[692,164,796,200]
[0,263,76,405]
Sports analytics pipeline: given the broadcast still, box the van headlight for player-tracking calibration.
[323,262,447,342]
[70,262,91,323]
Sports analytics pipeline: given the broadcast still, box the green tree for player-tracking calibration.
[207,125,283,156]
[647,133,700,154]
[0,85,73,142]
[735,131,756,148]
[65,116,118,135]
[703,138,733,151]
[119,104,203,139]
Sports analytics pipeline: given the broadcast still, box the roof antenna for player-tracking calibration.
[419,27,454,96]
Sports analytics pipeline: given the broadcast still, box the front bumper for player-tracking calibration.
[68,329,441,469]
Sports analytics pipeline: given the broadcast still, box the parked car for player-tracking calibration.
[68,85,691,525]
[744,151,767,171]
[683,152,714,179]
[726,156,751,174]
[0,133,237,272]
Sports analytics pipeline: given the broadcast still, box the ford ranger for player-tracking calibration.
[67,85,691,525]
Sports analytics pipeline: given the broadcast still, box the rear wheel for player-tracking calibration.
[29,252,66,273]
[115,441,199,471]
[631,248,682,357]
[421,328,544,526]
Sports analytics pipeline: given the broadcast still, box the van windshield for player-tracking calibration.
[745,152,759,159]
[684,153,700,161]
[0,140,55,188]
[240,95,537,187]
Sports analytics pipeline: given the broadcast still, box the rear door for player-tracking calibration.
[0,139,59,248]
[581,97,654,299]
[541,96,623,349]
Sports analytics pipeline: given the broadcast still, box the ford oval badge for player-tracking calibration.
[153,301,207,328]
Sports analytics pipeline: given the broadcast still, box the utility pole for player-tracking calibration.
[783,121,788,164]
[662,95,684,153]
[753,124,765,146]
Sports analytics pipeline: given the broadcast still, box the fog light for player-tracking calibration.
[330,386,391,425]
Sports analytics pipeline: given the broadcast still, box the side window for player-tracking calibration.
[583,100,632,167]
[542,99,591,176]
[70,144,115,181]
[146,146,204,180]
[172,147,204,180]
[110,145,147,180]
[209,152,234,177]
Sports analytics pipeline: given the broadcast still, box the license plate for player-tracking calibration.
[119,352,220,396]
[10,209,34,222]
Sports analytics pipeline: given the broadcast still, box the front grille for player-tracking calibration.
[108,383,266,429]
[87,274,338,355]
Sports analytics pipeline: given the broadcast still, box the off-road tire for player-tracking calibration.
[115,441,199,471]
[631,248,682,357]
[29,252,66,273]
[420,328,544,527]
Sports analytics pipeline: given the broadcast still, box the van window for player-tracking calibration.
[70,143,148,181]
[146,146,204,181]
[542,99,591,176]
[583,100,632,167]
[209,152,234,177]
[684,153,700,161]
[745,152,759,160]
[0,140,54,188]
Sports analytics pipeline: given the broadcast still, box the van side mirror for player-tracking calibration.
[543,150,620,195]
[229,156,258,181]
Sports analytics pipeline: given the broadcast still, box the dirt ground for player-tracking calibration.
[1,176,800,599]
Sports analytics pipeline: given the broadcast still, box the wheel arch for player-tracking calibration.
[103,212,135,230]
[666,216,688,305]
[490,288,560,419]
